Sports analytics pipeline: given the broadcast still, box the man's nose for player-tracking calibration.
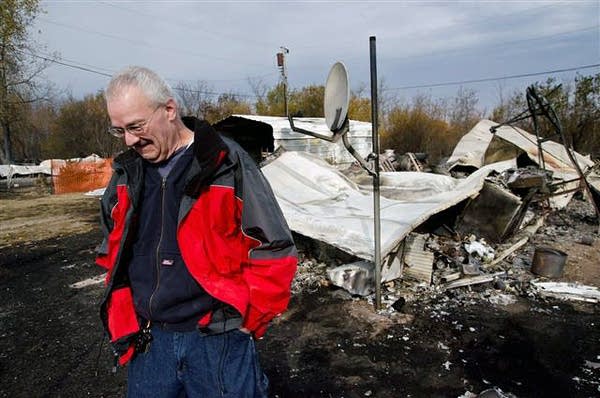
[124,131,140,147]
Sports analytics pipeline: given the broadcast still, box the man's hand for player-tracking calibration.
[239,327,251,334]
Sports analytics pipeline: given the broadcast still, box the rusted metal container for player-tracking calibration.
[531,247,567,278]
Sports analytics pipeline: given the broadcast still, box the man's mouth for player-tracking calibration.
[132,139,151,149]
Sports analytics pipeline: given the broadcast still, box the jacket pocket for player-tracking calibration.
[107,286,139,342]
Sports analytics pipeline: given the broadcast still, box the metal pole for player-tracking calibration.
[279,47,289,117]
[369,36,382,310]
[283,80,288,117]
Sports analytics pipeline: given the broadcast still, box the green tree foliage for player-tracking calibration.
[348,92,371,122]
[255,83,325,117]
[255,82,286,116]
[562,74,600,154]
[523,77,570,142]
[382,95,452,163]
[45,92,122,159]
[7,70,599,164]
[203,93,252,123]
[489,73,600,158]
[491,83,526,124]
[291,85,324,117]
[0,0,50,163]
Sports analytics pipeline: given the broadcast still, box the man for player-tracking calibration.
[96,66,297,397]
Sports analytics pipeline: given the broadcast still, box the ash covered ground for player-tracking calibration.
[0,190,599,397]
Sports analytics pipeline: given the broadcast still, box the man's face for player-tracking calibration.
[107,86,174,163]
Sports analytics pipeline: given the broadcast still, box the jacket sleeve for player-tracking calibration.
[96,172,118,260]
[95,171,129,275]
[237,152,298,337]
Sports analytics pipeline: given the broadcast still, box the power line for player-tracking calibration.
[38,17,271,68]
[385,63,600,91]
[32,49,117,74]
[18,50,600,100]
[277,24,598,75]
[38,19,280,84]
[21,49,114,78]
[19,49,263,99]
[171,85,258,99]
[170,72,278,84]
[295,3,562,51]
[32,17,281,82]
[379,25,599,63]
[99,1,280,49]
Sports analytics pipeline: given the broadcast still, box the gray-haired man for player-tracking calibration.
[96,66,297,397]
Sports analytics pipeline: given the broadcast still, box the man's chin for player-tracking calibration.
[135,147,159,162]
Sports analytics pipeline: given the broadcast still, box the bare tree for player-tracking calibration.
[247,76,268,113]
[173,81,214,119]
[448,87,482,134]
[47,93,122,159]
[0,0,54,163]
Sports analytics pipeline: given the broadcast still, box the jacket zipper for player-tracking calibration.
[148,176,167,318]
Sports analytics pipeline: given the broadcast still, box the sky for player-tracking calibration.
[30,0,600,112]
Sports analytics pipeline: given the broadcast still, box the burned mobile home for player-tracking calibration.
[216,112,599,301]
[214,114,373,166]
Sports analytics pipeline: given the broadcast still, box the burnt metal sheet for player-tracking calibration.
[402,233,434,284]
[456,181,524,243]
[447,119,594,174]
[261,151,501,262]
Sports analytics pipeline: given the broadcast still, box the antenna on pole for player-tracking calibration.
[277,47,289,117]
[286,39,383,311]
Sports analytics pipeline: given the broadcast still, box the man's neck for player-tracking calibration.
[168,124,194,158]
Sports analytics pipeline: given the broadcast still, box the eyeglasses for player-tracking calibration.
[107,105,163,138]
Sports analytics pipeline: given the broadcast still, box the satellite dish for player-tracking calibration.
[324,62,350,133]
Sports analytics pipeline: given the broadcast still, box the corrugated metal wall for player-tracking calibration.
[275,136,372,165]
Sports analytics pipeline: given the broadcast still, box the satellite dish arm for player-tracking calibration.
[288,114,339,143]
[341,121,376,176]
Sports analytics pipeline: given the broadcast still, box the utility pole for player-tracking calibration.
[370,36,382,310]
[277,47,289,116]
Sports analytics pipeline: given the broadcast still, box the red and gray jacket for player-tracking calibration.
[96,117,298,365]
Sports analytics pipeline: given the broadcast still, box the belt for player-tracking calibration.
[140,306,243,335]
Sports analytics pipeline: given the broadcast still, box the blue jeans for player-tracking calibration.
[127,327,269,398]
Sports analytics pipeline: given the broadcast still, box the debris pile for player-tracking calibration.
[290,253,329,295]
[377,149,429,172]
[302,194,596,310]
[286,119,599,312]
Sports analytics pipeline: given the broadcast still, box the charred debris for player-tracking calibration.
[294,160,598,307]
[286,87,600,310]
[218,87,599,310]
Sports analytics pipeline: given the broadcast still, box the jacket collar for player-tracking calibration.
[112,117,230,199]
[182,117,230,197]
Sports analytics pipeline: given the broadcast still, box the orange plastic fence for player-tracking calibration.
[52,158,113,194]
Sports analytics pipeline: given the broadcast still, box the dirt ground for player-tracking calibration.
[0,189,599,397]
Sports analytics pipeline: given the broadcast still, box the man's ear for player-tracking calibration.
[165,98,178,121]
